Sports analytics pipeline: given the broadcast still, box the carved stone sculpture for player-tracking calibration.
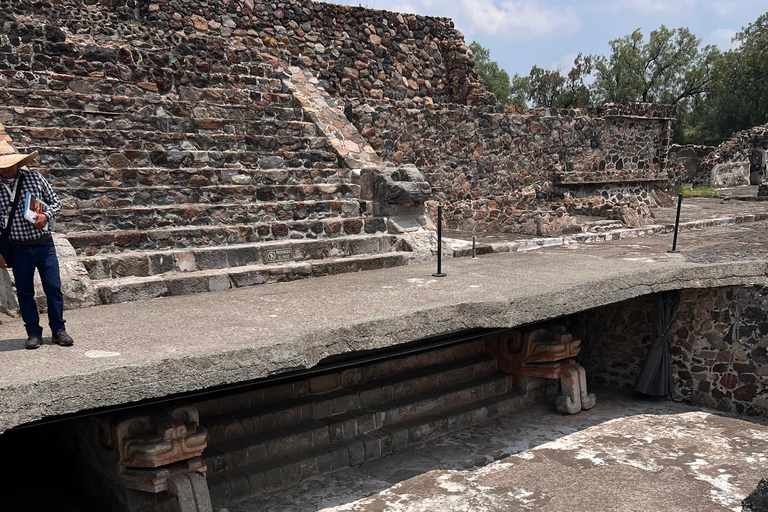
[67,405,214,511]
[96,405,208,493]
[491,326,596,414]
[360,163,433,217]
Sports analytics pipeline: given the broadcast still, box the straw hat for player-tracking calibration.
[0,141,38,169]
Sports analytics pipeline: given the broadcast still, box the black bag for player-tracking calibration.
[0,171,25,269]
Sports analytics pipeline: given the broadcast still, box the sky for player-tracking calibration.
[333,0,767,78]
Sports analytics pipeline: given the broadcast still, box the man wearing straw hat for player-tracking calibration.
[0,141,73,349]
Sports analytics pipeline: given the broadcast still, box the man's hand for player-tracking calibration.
[33,213,48,230]
[0,253,6,269]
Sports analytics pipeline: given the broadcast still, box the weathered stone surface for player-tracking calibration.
[576,284,768,417]
[2,223,768,435]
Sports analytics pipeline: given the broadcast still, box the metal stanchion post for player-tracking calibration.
[433,205,446,277]
[472,235,477,259]
[668,193,683,253]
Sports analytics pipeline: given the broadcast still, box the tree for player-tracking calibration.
[469,41,524,106]
[591,26,715,106]
[528,54,592,108]
[688,13,768,142]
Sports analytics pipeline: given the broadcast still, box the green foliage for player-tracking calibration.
[471,12,768,143]
[527,54,593,108]
[591,26,714,105]
[676,186,717,197]
[685,13,768,143]
[469,42,516,106]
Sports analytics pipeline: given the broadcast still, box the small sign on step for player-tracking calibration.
[266,247,293,262]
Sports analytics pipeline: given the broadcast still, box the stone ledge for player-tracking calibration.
[1,244,767,434]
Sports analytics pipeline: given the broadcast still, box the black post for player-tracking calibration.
[472,235,477,259]
[668,193,683,253]
[433,205,446,277]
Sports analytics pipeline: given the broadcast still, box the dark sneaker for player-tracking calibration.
[52,331,74,347]
[26,335,43,350]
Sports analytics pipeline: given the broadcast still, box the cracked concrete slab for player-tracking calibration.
[229,390,768,512]
[1,222,768,434]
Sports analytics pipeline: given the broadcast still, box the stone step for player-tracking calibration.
[0,68,287,95]
[80,234,403,279]
[207,389,528,505]
[204,353,496,445]
[0,69,289,98]
[56,199,364,233]
[65,218,387,254]
[0,102,310,128]
[92,252,413,305]
[5,126,332,154]
[1,106,318,136]
[56,183,361,209]
[45,167,349,189]
[30,147,339,171]
[0,80,297,113]
[204,370,511,476]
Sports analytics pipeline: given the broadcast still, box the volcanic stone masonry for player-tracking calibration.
[0,0,677,238]
[670,123,768,188]
[572,285,768,417]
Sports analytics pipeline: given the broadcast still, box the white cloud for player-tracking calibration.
[707,28,741,50]
[460,0,579,39]
[611,0,697,15]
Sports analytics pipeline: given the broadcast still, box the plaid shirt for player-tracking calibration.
[0,168,62,243]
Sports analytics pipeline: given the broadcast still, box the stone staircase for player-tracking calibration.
[0,14,433,307]
[190,337,545,507]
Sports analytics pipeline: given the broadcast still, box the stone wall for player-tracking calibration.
[0,0,678,242]
[136,0,491,106]
[351,101,675,233]
[671,124,768,187]
[572,286,768,417]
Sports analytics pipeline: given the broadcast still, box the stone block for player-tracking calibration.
[246,442,267,464]
[243,467,265,496]
[263,464,283,491]
[300,456,319,480]
[359,387,383,407]
[312,424,330,446]
[208,274,232,292]
[316,449,334,474]
[168,275,210,296]
[195,249,229,270]
[148,253,175,275]
[104,279,168,304]
[310,373,340,393]
[227,246,262,267]
[326,442,350,470]
[332,393,360,414]
[110,254,150,278]
[357,434,381,460]
[280,458,302,486]
[314,399,333,419]
[356,410,377,434]
[341,438,365,466]
[319,416,345,441]
[230,269,268,288]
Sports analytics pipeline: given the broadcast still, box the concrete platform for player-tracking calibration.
[229,389,768,512]
[2,219,768,434]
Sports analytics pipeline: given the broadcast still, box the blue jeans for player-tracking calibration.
[12,238,65,337]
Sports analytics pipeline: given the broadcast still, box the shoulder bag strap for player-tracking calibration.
[0,171,25,239]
